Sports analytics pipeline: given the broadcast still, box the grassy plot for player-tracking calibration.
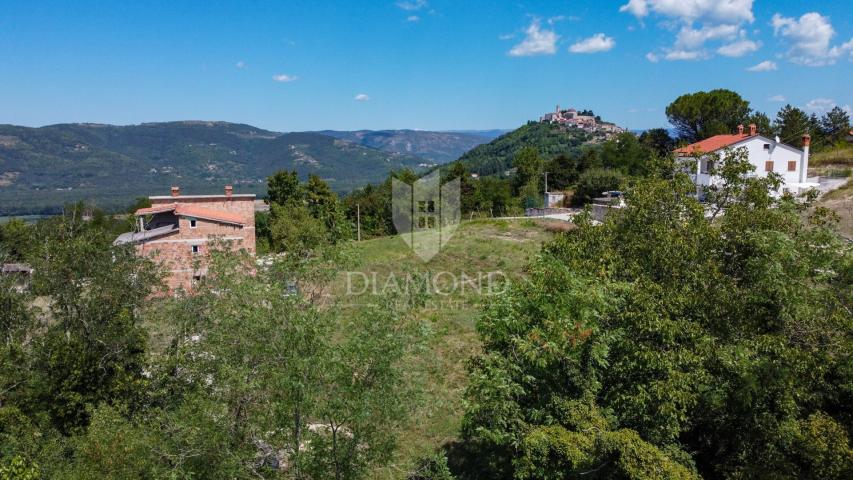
[137,218,557,478]
[331,219,556,478]
[810,145,853,167]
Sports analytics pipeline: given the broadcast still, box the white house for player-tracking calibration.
[675,123,819,198]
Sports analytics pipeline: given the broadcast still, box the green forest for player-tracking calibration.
[1,89,851,479]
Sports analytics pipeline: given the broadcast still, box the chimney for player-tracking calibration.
[800,134,811,183]
[737,124,744,135]
[225,185,233,198]
[171,186,180,197]
[749,123,757,136]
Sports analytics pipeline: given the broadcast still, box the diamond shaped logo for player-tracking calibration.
[392,171,460,262]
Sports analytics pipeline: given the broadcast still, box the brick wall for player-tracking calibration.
[141,195,255,292]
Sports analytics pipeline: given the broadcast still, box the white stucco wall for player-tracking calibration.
[679,135,811,195]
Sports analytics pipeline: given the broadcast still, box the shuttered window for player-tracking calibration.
[765,161,774,172]
[788,161,797,172]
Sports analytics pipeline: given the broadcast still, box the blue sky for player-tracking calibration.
[0,0,850,131]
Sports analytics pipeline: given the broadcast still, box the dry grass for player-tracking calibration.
[810,145,853,167]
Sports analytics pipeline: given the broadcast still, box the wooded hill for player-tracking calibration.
[316,129,495,164]
[453,121,598,176]
[0,121,427,215]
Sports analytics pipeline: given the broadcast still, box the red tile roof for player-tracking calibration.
[135,203,245,225]
[675,133,750,155]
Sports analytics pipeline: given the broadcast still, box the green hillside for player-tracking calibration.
[316,129,492,164]
[0,121,426,215]
[454,121,597,175]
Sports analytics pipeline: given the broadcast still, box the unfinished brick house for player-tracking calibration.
[115,185,256,292]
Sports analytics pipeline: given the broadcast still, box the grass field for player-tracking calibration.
[336,219,556,478]
[810,145,853,167]
[138,218,557,477]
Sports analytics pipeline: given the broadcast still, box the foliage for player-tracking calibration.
[319,129,492,164]
[572,168,625,206]
[774,104,812,149]
[455,122,593,177]
[409,453,456,480]
[666,89,751,142]
[342,169,419,239]
[264,171,352,254]
[748,111,773,137]
[456,152,853,479]
[821,106,851,144]
[638,128,675,158]
[0,122,427,215]
[268,169,304,206]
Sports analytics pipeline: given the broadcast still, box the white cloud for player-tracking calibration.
[569,33,615,53]
[747,60,778,72]
[717,39,760,57]
[623,1,757,61]
[768,95,786,102]
[619,0,649,18]
[805,98,838,114]
[406,15,420,22]
[646,52,660,62]
[772,12,853,66]
[235,61,247,69]
[508,20,559,57]
[665,49,705,61]
[675,24,739,50]
[620,0,754,24]
[272,74,298,83]
[354,93,370,101]
[396,0,426,11]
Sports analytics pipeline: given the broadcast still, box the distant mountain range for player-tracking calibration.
[315,129,502,164]
[0,122,511,215]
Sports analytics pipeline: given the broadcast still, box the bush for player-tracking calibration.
[572,168,624,206]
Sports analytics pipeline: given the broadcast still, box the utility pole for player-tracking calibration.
[544,171,549,193]
[356,203,361,242]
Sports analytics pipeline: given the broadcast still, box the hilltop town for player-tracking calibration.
[539,105,626,136]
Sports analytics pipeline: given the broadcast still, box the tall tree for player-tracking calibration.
[774,104,812,149]
[638,128,675,158]
[267,170,303,206]
[748,111,773,137]
[666,89,751,142]
[821,106,851,144]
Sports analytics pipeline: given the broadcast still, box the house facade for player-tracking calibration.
[675,124,818,198]
[115,185,256,292]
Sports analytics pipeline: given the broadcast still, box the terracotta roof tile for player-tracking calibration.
[135,204,177,215]
[134,203,245,225]
[174,204,245,225]
[674,134,750,155]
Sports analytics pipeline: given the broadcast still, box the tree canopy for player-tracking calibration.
[666,89,751,142]
[454,148,853,479]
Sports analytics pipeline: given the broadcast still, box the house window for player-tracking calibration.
[189,218,197,228]
[788,161,797,172]
[191,245,200,254]
[765,161,774,172]
[763,143,770,151]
